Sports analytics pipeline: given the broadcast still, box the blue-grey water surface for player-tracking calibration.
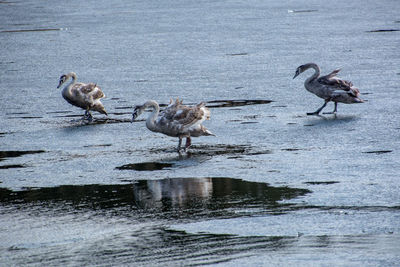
[1,0,400,266]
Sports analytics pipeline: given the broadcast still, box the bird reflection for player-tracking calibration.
[133,178,213,209]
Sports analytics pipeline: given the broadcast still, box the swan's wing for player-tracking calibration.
[319,68,341,81]
[81,83,105,99]
[331,86,361,98]
[318,69,354,93]
[72,83,105,100]
[161,99,183,120]
[173,102,210,129]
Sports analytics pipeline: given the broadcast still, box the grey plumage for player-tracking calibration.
[132,98,214,152]
[293,63,364,115]
[57,72,107,121]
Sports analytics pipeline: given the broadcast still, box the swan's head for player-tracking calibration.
[57,74,68,88]
[131,105,144,122]
[293,65,306,79]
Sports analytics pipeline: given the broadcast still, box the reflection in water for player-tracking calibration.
[0,177,310,219]
[134,178,213,210]
[4,179,394,266]
[0,178,312,266]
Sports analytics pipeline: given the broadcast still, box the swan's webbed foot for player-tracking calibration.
[307,111,321,116]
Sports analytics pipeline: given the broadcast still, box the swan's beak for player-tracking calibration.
[131,105,143,123]
[57,79,64,88]
[131,110,138,123]
[293,73,299,79]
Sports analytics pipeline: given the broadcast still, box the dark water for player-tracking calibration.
[1,0,400,266]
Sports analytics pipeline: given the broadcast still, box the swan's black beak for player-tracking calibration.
[293,67,302,79]
[57,76,66,88]
[131,109,139,123]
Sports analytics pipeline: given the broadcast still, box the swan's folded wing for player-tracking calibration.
[83,83,105,99]
[318,68,341,81]
[318,75,353,92]
[72,83,105,99]
[162,100,186,120]
[173,103,209,129]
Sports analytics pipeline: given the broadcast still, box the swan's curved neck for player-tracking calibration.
[144,100,160,132]
[64,73,77,93]
[69,72,77,82]
[305,63,320,83]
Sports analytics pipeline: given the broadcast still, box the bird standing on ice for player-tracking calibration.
[57,72,107,121]
[132,98,215,152]
[293,63,364,115]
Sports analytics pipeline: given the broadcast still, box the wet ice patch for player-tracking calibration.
[0,150,45,161]
[288,9,318,13]
[362,150,392,154]
[304,181,339,185]
[116,162,174,171]
[0,164,25,169]
[366,29,400,33]
[1,28,61,33]
[0,178,310,219]
[171,209,400,237]
[186,144,272,157]
[206,99,273,108]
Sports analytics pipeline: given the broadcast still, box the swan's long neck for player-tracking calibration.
[305,63,320,84]
[63,73,77,97]
[144,100,160,132]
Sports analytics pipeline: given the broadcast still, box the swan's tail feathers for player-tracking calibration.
[204,128,215,136]
[354,97,365,103]
[96,105,108,115]
[92,102,108,116]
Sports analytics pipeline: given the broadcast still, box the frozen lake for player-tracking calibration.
[1,0,400,265]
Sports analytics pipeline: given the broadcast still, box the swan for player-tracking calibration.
[57,72,107,121]
[293,63,364,115]
[132,98,215,152]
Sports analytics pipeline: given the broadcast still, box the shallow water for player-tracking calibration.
[1,0,400,266]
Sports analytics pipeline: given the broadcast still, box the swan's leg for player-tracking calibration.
[185,137,192,151]
[82,111,89,121]
[177,137,183,152]
[84,110,93,122]
[323,102,338,114]
[307,100,329,116]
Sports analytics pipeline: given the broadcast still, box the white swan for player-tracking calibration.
[57,72,107,121]
[132,98,215,152]
[293,63,364,115]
